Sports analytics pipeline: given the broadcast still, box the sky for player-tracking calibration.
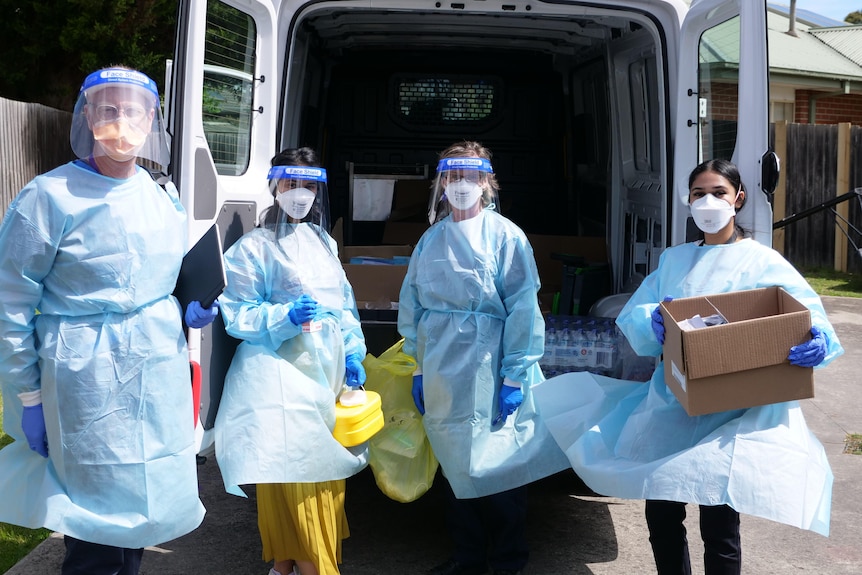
[784,1,861,22]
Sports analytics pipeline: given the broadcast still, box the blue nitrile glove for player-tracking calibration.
[22,404,49,458]
[651,296,673,344]
[494,381,524,425]
[185,299,220,328]
[412,372,425,415]
[288,294,320,325]
[788,326,829,367]
[345,353,367,388]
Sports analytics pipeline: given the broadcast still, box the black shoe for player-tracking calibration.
[427,558,488,575]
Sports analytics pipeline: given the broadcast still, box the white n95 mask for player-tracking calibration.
[690,193,737,234]
[446,180,483,211]
[277,187,316,220]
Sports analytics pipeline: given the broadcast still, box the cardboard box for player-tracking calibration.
[527,234,608,314]
[381,221,429,245]
[660,287,813,416]
[340,245,413,310]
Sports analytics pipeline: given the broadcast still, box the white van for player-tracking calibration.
[165,0,778,451]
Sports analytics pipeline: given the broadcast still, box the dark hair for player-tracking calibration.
[271,147,319,169]
[688,158,750,239]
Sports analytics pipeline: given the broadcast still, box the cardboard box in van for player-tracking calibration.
[527,234,608,314]
[659,287,813,416]
[340,245,413,311]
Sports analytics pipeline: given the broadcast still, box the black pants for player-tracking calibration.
[62,536,144,575]
[444,480,529,572]
[645,500,741,575]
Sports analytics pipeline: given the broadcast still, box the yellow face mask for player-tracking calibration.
[92,119,149,162]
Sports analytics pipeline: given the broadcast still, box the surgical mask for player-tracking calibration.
[446,180,484,211]
[92,120,149,162]
[277,187,316,220]
[690,193,738,234]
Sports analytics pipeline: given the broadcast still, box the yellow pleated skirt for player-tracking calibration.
[256,480,349,575]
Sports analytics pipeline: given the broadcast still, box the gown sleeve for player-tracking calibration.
[496,231,545,385]
[219,235,302,348]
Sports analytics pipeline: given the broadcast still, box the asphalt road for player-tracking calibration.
[6,296,862,575]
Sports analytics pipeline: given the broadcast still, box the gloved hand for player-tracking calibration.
[788,326,829,367]
[22,403,49,458]
[412,373,425,415]
[494,383,524,425]
[288,294,319,325]
[345,353,367,388]
[185,299,220,328]
[651,296,673,344]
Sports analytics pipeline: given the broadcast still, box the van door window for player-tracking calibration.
[395,75,499,128]
[203,1,256,175]
[697,15,740,161]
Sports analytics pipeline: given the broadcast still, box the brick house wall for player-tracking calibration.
[704,83,862,126]
[794,91,862,125]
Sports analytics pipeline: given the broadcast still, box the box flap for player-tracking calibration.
[340,244,413,264]
[343,264,408,307]
[382,222,429,245]
[661,287,811,380]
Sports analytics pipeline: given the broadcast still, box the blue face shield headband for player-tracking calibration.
[436,157,494,175]
[267,165,328,183]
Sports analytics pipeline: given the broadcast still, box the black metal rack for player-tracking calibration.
[772,188,862,265]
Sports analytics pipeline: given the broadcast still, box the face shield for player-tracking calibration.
[429,157,498,224]
[70,68,169,168]
[265,164,333,254]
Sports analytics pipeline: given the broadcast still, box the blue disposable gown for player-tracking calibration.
[398,210,569,499]
[0,162,205,548]
[215,224,368,496]
[533,239,844,535]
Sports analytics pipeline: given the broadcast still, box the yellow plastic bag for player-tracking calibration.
[363,339,438,503]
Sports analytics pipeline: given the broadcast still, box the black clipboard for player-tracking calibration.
[174,223,227,311]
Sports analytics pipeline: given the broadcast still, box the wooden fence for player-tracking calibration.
[0,96,74,216]
[1,98,860,273]
[772,121,862,274]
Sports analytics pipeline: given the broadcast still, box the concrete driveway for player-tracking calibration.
[6,296,861,575]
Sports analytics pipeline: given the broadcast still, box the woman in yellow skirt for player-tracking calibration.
[257,482,349,574]
[215,147,369,575]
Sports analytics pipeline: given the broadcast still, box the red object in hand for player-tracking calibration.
[190,361,202,427]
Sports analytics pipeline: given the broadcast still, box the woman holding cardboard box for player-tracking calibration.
[534,159,843,575]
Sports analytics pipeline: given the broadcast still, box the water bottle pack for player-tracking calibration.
[540,314,620,377]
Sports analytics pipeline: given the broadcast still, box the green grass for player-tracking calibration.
[0,268,858,572]
[845,434,862,455]
[0,396,51,573]
[799,267,862,298]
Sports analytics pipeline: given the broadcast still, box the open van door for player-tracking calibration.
[673,0,771,246]
[167,0,279,452]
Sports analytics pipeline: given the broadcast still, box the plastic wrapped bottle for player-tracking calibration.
[571,319,587,372]
[542,316,557,376]
[557,319,571,373]
[583,321,598,372]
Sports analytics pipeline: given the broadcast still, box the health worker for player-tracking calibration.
[533,158,844,575]
[214,147,368,575]
[398,141,569,575]
[0,66,217,575]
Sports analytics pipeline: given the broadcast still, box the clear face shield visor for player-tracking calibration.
[268,165,331,238]
[429,157,498,224]
[70,68,169,168]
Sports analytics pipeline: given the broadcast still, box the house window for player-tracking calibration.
[770,101,794,123]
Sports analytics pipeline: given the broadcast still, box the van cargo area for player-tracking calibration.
[270,3,669,295]
[174,0,773,441]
